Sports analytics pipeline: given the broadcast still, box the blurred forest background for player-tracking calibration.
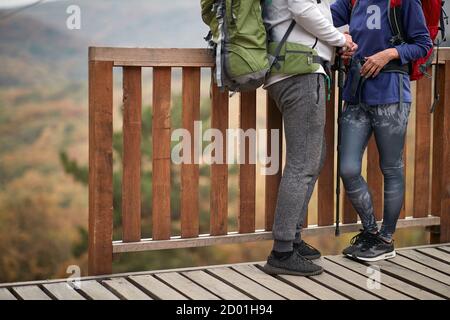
[0,0,445,283]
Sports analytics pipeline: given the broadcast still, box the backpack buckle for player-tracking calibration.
[390,34,404,46]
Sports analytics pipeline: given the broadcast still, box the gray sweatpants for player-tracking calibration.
[267,73,327,252]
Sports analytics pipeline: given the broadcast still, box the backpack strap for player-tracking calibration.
[387,0,406,106]
[269,20,296,71]
[388,0,405,46]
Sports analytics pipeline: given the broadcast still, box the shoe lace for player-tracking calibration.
[360,233,384,250]
[350,229,374,245]
[294,250,314,263]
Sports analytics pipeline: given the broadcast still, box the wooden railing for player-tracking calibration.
[88,47,450,276]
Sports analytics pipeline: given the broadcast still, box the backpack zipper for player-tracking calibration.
[285,50,313,54]
[285,50,314,64]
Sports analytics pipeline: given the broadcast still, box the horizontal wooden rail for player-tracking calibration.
[89,47,450,275]
[89,47,214,67]
[113,216,440,253]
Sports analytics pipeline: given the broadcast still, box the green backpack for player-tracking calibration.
[201,0,323,92]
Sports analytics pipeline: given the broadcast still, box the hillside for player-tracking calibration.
[0,0,208,87]
[0,14,86,87]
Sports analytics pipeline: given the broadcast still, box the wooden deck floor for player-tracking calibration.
[1,244,449,300]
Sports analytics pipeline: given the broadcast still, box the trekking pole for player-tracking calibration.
[335,50,345,237]
[430,40,441,114]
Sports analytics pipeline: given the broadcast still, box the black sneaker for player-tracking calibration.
[352,235,396,262]
[294,240,321,260]
[342,230,377,257]
[263,251,323,276]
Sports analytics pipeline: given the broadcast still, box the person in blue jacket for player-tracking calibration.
[331,0,432,261]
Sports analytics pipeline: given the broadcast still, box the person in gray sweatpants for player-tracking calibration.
[269,74,326,251]
[264,74,327,276]
[262,0,356,277]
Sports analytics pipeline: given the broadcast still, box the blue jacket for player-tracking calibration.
[331,0,433,105]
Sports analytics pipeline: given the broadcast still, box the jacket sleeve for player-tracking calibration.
[287,0,346,47]
[331,0,352,28]
[395,0,433,65]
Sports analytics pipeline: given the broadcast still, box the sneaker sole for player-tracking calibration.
[352,250,396,262]
[262,263,323,277]
[344,253,354,258]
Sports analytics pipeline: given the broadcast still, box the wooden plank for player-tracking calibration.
[317,258,412,299]
[396,242,450,251]
[210,81,229,236]
[183,270,251,300]
[129,275,188,300]
[112,216,440,252]
[181,67,201,238]
[233,264,315,300]
[265,94,282,231]
[239,91,257,233]
[366,259,450,298]
[439,246,450,253]
[318,71,335,226]
[431,64,446,216]
[208,267,284,300]
[88,60,114,276]
[122,66,142,242]
[326,255,443,300]
[279,274,348,300]
[89,47,215,67]
[400,141,407,219]
[312,270,381,300]
[152,67,172,240]
[0,288,16,300]
[78,280,119,300]
[397,250,450,275]
[343,192,358,223]
[388,255,450,285]
[440,61,450,242]
[43,283,85,300]
[102,278,152,300]
[13,286,52,300]
[155,272,219,300]
[303,208,309,228]
[417,247,450,263]
[413,73,432,218]
[433,47,450,61]
[367,136,383,221]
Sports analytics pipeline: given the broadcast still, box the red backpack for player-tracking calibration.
[350,0,447,81]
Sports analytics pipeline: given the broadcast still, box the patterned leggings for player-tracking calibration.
[339,102,411,241]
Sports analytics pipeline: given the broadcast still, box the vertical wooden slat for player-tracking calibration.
[210,81,229,236]
[181,67,201,238]
[318,71,335,226]
[265,94,283,231]
[413,74,432,218]
[399,140,407,219]
[367,136,383,221]
[343,191,358,224]
[440,62,450,243]
[88,60,114,276]
[303,208,309,228]
[239,91,257,233]
[152,67,172,240]
[122,67,142,242]
[432,65,446,217]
